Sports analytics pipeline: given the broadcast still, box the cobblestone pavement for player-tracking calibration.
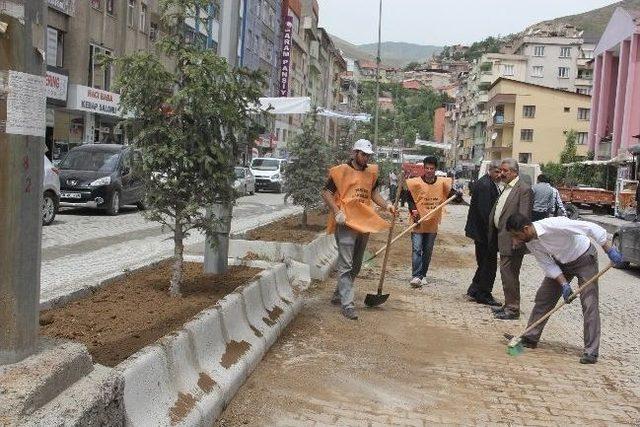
[41,193,300,304]
[217,204,640,426]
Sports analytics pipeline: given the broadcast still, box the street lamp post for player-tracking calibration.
[373,0,383,149]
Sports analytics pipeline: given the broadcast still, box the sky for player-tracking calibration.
[317,0,620,46]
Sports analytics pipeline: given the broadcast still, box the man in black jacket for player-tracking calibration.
[465,160,502,306]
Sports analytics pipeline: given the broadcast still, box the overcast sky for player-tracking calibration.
[317,0,620,46]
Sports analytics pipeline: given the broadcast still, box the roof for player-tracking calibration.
[488,77,592,98]
[74,143,125,152]
[402,80,423,90]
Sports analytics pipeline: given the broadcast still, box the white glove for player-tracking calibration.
[335,210,346,225]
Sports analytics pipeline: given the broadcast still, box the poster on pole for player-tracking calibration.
[1,71,46,137]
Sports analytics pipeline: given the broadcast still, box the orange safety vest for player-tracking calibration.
[406,176,452,233]
[326,163,390,234]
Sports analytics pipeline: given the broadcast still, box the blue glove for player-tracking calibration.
[606,247,624,265]
[561,282,573,304]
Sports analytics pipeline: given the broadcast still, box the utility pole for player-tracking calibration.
[0,2,47,364]
[373,0,382,148]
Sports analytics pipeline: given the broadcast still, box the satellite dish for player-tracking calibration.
[491,110,497,117]
[492,132,498,140]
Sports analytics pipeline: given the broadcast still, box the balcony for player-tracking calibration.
[575,78,592,87]
[489,115,514,129]
[577,58,592,68]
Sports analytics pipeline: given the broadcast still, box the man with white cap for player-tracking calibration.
[323,139,396,320]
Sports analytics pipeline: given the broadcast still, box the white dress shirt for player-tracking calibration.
[525,217,608,279]
[494,176,519,228]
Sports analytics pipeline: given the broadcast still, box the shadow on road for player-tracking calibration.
[58,206,141,216]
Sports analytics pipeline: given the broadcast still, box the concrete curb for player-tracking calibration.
[229,233,338,281]
[117,260,305,426]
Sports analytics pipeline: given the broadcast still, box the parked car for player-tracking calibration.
[250,157,287,193]
[42,156,60,226]
[234,166,255,196]
[57,144,145,215]
[612,224,640,269]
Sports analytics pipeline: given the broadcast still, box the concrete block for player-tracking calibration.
[258,269,291,329]
[118,346,175,426]
[238,280,278,347]
[0,338,93,419]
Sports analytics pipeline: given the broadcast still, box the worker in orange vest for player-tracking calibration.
[323,139,397,320]
[406,156,459,288]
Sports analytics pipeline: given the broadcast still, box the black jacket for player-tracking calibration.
[465,174,500,243]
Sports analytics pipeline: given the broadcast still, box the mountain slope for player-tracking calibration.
[331,35,375,63]
[357,42,443,67]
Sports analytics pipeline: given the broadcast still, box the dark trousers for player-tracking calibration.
[399,188,408,207]
[532,210,549,221]
[467,240,498,298]
[523,245,600,356]
[389,185,397,202]
[500,252,525,313]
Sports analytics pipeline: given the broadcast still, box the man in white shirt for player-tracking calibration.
[504,213,624,364]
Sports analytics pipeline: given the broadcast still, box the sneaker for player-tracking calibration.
[410,277,422,288]
[342,306,358,320]
[331,293,341,305]
[420,277,429,287]
[579,353,598,364]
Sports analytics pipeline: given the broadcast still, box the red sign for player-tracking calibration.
[278,15,294,97]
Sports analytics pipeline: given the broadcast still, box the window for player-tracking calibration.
[128,0,136,27]
[519,153,532,163]
[582,49,594,59]
[502,64,514,76]
[90,0,102,10]
[532,66,544,78]
[139,3,147,32]
[534,45,545,57]
[46,27,64,68]
[560,47,571,58]
[523,105,536,118]
[521,129,534,141]
[576,132,588,145]
[577,87,592,95]
[564,107,571,113]
[150,22,158,42]
[88,44,112,91]
[577,108,591,121]
[558,67,570,78]
[106,0,115,15]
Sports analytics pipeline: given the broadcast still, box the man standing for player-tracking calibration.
[323,139,396,320]
[406,156,457,288]
[504,213,623,364]
[389,170,398,202]
[489,159,533,320]
[531,174,556,221]
[465,161,502,306]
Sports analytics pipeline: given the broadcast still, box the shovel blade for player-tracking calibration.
[364,293,389,307]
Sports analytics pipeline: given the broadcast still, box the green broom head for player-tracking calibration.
[363,250,377,268]
[506,338,524,356]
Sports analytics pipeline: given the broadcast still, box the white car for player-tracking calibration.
[43,156,61,225]
[234,166,255,196]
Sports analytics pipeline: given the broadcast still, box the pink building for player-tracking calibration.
[588,7,640,159]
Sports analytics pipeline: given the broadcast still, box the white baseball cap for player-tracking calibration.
[353,139,374,155]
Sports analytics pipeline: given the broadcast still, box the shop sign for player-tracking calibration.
[67,84,121,117]
[45,70,68,103]
[278,15,293,97]
[48,0,76,16]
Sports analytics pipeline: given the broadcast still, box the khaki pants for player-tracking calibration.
[334,224,369,309]
[524,245,601,356]
[500,252,525,313]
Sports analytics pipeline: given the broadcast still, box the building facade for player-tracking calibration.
[486,78,591,164]
[588,7,640,160]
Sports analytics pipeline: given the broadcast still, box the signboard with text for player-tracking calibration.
[67,84,121,117]
[278,15,294,97]
[48,0,76,16]
[45,69,68,105]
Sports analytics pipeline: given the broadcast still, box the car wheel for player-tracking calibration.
[107,191,121,216]
[275,184,282,194]
[136,200,146,211]
[244,185,248,196]
[566,203,579,220]
[42,191,57,226]
[612,235,630,269]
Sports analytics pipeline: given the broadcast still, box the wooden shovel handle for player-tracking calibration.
[516,264,612,340]
[371,195,457,261]
[376,174,404,294]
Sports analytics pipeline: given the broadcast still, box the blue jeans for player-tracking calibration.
[411,232,437,279]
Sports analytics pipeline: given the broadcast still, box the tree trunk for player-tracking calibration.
[204,202,232,274]
[302,209,308,228]
[170,224,184,297]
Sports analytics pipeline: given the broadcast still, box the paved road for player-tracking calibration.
[217,204,640,426]
[41,192,300,305]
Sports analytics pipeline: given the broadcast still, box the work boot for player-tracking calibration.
[579,353,598,364]
[491,305,506,314]
[494,310,520,320]
[410,277,422,288]
[476,294,502,307]
[342,306,358,320]
[331,293,341,305]
[503,333,538,349]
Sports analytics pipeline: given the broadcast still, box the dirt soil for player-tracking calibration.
[246,210,328,244]
[40,261,261,367]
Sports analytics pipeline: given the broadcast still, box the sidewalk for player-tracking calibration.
[216,205,640,426]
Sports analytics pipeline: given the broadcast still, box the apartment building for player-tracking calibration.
[486,78,591,164]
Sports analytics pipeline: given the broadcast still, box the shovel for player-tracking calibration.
[364,174,404,308]
[507,264,612,356]
[364,195,457,266]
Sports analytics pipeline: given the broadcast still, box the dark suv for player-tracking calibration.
[58,144,145,215]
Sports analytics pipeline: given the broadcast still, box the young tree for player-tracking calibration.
[560,130,578,164]
[112,0,265,296]
[284,116,331,227]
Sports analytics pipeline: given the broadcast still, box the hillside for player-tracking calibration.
[330,36,443,68]
[532,0,640,38]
